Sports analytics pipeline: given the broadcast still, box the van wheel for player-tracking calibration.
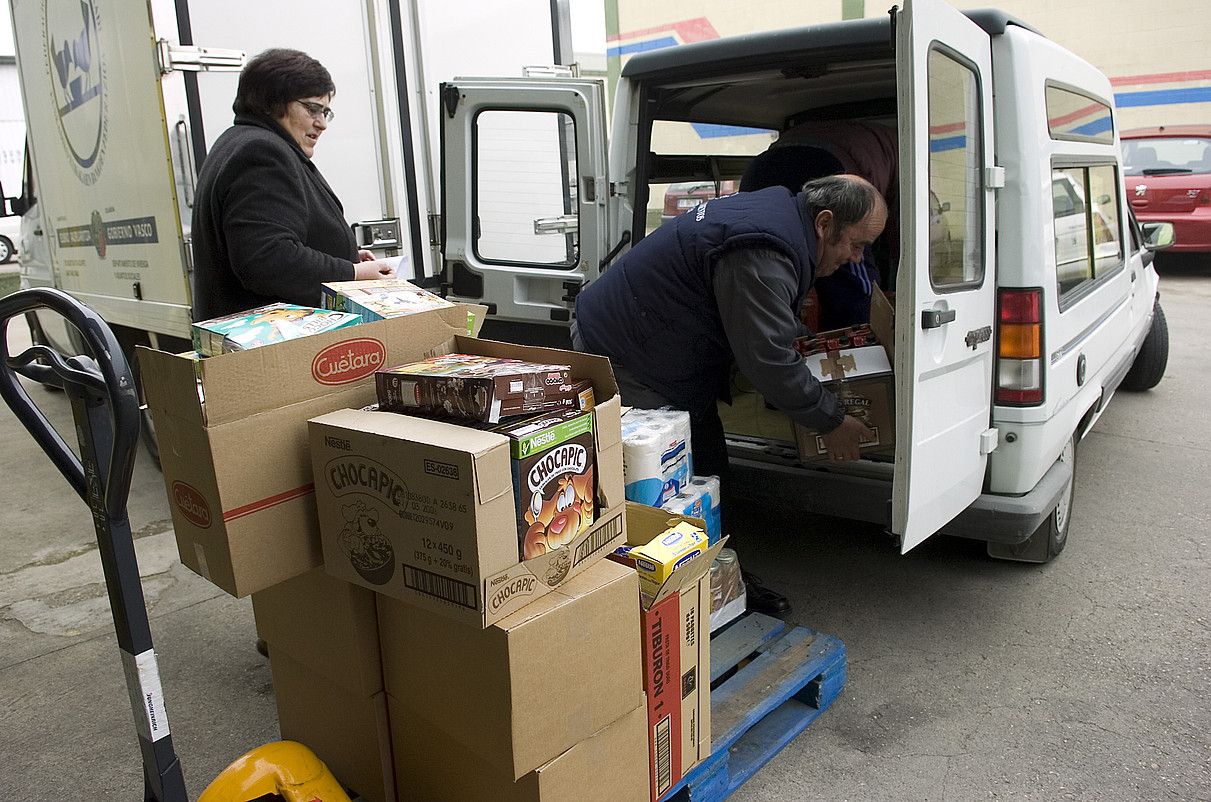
[0,236,13,264]
[1121,303,1168,391]
[988,436,1076,564]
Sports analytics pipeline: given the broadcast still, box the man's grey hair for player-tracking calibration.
[801,175,881,232]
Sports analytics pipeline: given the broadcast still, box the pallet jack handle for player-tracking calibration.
[0,288,188,802]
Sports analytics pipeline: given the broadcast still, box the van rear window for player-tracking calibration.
[1045,85,1114,144]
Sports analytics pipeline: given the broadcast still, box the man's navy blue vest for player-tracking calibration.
[575,186,816,412]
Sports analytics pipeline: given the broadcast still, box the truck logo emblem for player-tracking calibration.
[311,338,386,385]
[1135,184,1147,197]
[45,0,109,186]
[171,482,212,529]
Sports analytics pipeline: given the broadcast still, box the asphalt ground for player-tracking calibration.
[1,257,1208,801]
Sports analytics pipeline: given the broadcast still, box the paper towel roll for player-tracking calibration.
[623,426,666,506]
[657,408,695,477]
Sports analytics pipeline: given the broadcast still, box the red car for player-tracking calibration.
[1121,125,1211,253]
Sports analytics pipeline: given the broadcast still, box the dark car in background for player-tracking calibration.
[1121,125,1211,253]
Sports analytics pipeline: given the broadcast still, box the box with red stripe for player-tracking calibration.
[138,304,482,597]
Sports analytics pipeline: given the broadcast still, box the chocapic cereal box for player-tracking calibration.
[495,409,596,561]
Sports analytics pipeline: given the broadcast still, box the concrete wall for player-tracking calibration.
[606,0,1209,131]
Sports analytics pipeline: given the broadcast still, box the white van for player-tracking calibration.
[435,0,1173,562]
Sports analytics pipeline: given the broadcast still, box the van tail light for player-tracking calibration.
[1198,189,1211,205]
[996,288,1044,405]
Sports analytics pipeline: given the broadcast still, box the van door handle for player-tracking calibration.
[921,308,956,329]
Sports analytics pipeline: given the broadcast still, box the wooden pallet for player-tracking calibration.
[663,613,847,802]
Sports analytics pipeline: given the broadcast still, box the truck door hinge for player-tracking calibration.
[428,214,443,247]
[985,166,1006,189]
[157,41,245,75]
[609,181,629,198]
[980,428,999,455]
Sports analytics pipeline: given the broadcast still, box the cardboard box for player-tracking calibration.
[619,503,721,802]
[138,304,480,597]
[378,559,644,780]
[309,336,626,628]
[251,569,393,802]
[320,278,455,321]
[792,284,895,462]
[390,701,648,802]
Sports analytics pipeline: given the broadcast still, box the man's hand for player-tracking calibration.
[819,415,875,461]
[354,260,397,280]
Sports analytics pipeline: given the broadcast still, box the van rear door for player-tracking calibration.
[439,78,610,329]
[892,0,998,552]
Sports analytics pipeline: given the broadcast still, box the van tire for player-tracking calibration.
[988,436,1076,564]
[1121,303,1168,391]
[0,236,13,264]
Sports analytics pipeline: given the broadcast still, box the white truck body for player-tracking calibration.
[10,0,568,353]
[436,0,1168,557]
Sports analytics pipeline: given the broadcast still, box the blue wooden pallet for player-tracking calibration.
[662,612,847,802]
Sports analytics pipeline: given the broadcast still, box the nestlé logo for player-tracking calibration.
[171,481,212,528]
[312,338,385,385]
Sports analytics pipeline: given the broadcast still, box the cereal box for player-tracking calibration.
[495,409,596,561]
[375,354,575,423]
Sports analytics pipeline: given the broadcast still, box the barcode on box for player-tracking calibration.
[573,514,622,566]
[404,565,478,609]
[655,715,673,794]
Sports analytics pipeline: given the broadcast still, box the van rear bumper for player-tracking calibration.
[727,442,1073,546]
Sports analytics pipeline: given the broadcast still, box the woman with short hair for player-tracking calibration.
[191,48,394,321]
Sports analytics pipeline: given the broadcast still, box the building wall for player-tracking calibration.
[606,0,1209,131]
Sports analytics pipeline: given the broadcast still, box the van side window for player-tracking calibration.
[472,109,579,267]
[1045,85,1114,145]
[927,49,984,289]
[1052,164,1123,299]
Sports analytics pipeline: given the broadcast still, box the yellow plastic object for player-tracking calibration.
[198,740,352,802]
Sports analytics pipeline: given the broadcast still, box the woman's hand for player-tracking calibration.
[357,249,377,262]
[354,260,397,280]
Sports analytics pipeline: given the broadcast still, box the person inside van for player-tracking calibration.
[572,174,887,615]
[191,48,396,321]
[739,144,881,331]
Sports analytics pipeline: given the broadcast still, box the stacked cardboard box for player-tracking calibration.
[309,337,626,628]
[382,559,647,801]
[251,569,394,802]
[792,284,896,462]
[613,504,720,800]
[138,304,482,597]
[145,305,680,799]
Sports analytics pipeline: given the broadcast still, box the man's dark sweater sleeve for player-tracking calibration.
[220,141,355,305]
[713,248,845,433]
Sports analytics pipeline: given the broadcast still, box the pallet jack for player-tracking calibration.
[0,288,352,801]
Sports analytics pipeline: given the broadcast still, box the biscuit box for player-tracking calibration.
[495,409,596,561]
[138,304,483,597]
[628,520,708,600]
[191,303,361,356]
[376,354,575,423]
[309,336,626,628]
[792,284,896,462]
[611,503,722,802]
[320,278,454,320]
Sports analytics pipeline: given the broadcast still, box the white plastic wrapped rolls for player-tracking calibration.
[622,408,693,506]
[621,425,666,506]
[661,484,710,535]
[689,475,722,544]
